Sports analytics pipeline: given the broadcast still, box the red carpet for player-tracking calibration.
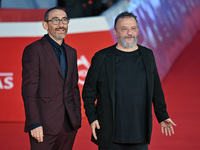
[149,30,200,150]
[0,31,200,149]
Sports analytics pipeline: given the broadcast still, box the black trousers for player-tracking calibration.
[99,143,148,150]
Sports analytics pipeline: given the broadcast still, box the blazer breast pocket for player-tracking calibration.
[38,97,51,103]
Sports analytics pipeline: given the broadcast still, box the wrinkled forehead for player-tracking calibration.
[116,17,138,28]
[48,9,67,19]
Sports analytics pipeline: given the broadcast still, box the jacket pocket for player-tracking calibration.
[38,97,50,103]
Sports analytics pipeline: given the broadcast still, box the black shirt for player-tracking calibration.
[46,34,68,77]
[46,34,64,59]
[113,48,147,143]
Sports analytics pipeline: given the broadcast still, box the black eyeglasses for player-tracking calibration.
[45,17,70,25]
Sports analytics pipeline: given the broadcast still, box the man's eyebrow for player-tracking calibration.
[121,25,137,28]
[50,17,59,19]
[51,16,67,19]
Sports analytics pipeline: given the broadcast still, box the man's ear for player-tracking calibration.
[42,21,48,30]
[113,28,117,37]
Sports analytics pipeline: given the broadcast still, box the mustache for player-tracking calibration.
[56,27,67,30]
[124,35,136,39]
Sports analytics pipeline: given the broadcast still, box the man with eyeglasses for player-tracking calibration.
[22,7,81,150]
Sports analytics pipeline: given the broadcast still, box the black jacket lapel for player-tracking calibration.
[105,46,116,119]
[140,46,153,104]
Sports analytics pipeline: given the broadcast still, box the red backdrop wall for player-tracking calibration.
[0,31,115,121]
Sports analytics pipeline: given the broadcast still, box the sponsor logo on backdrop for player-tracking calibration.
[77,55,90,85]
[0,72,14,90]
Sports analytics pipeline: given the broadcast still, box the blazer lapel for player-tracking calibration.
[140,47,152,102]
[64,45,72,84]
[41,36,63,79]
[106,47,116,119]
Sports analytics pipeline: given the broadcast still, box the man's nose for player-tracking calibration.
[127,29,133,35]
[58,20,64,26]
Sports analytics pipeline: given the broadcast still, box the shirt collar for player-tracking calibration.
[46,34,65,49]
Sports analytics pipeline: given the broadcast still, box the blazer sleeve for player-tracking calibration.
[151,52,169,123]
[22,43,41,127]
[82,52,105,124]
[72,50,82,126]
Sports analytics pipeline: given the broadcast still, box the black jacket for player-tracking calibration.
[82,44,169,148]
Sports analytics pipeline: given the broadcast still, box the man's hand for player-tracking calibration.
[160,118,176,136]
[90,120,100,140]
[30,126,44,142]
